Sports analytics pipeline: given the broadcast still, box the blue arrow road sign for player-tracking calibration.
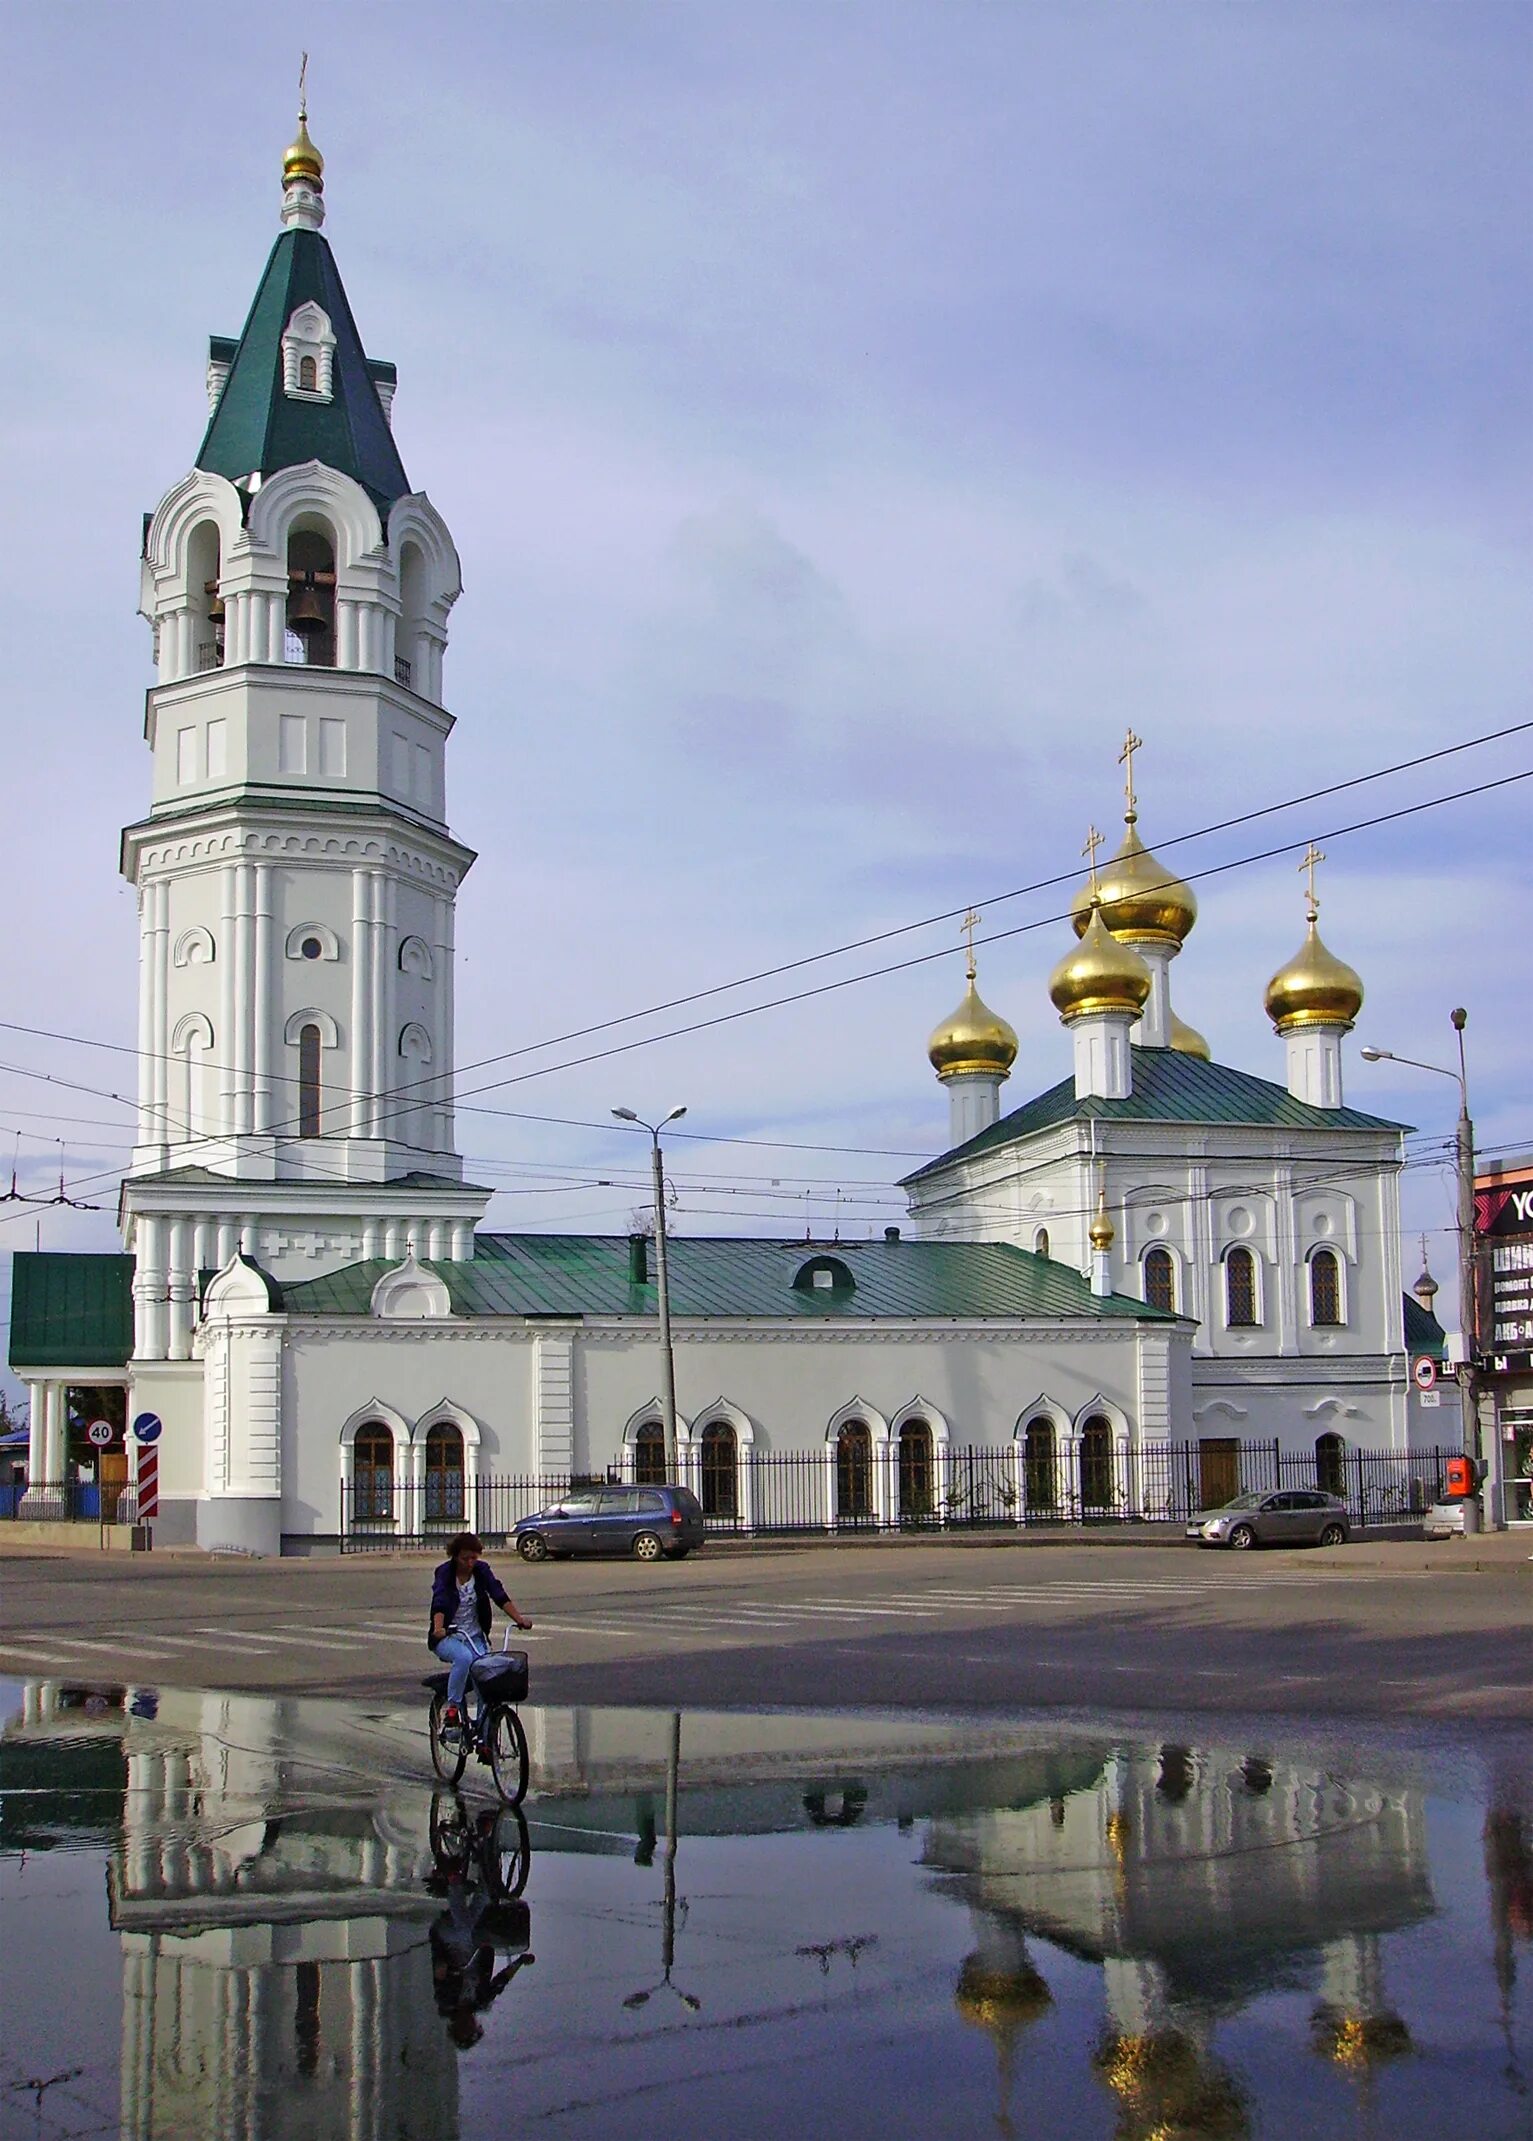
[131,1411,163,1444]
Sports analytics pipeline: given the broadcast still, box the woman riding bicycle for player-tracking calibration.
[428,1531,534,1739]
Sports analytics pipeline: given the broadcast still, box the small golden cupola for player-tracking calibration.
[1264,846,1364,1036]
[1051,831,1152,1104]
[280,59,326,233]
[928,911,1019,1148]
[1168,1010,1212,1059]
[1264,844,1362,1111]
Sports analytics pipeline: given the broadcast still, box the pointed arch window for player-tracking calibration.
[424,1422,466,1523]
[353,1423,394,1521]
[699,1420,739,1520]
[1225,1246,1258,1328]
[835,1420,874,1526]
[1310,1249,1342,1327]
[1024,1417,1058,1511]
[1079,1415,1115,1509]
[898,1418,935,1525]
[633,1420,666,1486]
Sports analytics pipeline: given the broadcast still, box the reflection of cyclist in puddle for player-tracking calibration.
[427,1794,535,2050]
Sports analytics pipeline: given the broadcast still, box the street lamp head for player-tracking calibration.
[662,1105,688,1127]
[1450,1007,1467,1033]
[611,1107,639,1123]
[1359,1047,1389,1062]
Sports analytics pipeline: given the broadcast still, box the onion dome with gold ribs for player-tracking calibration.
[1050,900,1152,1022]
[927,975,1019,1082]
[1169,1010,1211,1059]
[1070,815,1198,949]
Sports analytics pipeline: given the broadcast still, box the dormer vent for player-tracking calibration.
[282,303,336,402]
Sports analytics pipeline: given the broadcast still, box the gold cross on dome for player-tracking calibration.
[1082,824,1104,896]
[298,51,310,118]
[1299,840,1325,915]
[1118,728,1143,816]
[960,908,981,981]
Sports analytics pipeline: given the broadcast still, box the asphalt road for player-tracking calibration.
[2,1535,1529,1723]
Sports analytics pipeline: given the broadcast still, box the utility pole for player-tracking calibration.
[1450,1010,1481,1484]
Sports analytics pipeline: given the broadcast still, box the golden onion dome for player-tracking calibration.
[1050,902,1152,1023]
[1071,815,1197,950]
[283,111,325,189]
[928,976,1018,1082]
[1264,914,1363,1035]
[1169,1010,1211,1059]
[954,1958,1053,2032]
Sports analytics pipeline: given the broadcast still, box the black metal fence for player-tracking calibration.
[0,1478,127,1522]
[337,1440,1459,1550]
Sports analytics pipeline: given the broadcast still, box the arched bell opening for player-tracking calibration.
[186,517,224,674]
[285,523,336,666]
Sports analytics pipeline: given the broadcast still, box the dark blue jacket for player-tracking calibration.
[429,1559,510,1650]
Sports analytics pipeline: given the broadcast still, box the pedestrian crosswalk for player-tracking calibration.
[0,1569,1375,1672]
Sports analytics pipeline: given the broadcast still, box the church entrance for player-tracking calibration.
[1198,1437,1240,1509]
[835,1421,874,1527]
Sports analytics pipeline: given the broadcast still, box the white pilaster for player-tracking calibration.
[1284,1026,1346,1108]
[252,863,273,1132]
[1131,943,1174,1049]
[945,1070,1004,1147]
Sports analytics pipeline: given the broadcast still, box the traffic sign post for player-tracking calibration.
[86,1420,114,1448]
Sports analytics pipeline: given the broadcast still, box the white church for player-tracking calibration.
[9,111,1443,1555]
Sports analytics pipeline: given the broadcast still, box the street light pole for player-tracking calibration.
[1361,1013,1486,1516]
[613,1106,686,1481]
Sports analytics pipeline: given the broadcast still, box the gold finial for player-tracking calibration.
[1300,840,1325,920]
[961,908,982,984]
[1119,729,1143,822]
[1082,825,1104,897]
[283,54,325,192]
[1089,1175,1115,1252]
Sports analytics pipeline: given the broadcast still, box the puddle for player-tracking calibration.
[1,1680,1530,2138]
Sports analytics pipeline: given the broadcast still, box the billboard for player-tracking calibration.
[1475,1166,1533,1374]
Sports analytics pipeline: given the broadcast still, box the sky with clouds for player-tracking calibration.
[0,1,1529,1366]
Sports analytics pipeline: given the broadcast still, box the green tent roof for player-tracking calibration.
[903,1048,1408,1186]
[196,228,409,514]
[9,1253,134,1371]
[282,1233,1177,1324]
[1402,1293,1447,1360]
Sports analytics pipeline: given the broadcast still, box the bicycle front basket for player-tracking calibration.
[470,1650,529,1702]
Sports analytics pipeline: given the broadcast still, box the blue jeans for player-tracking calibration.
[436,1629,489,1709]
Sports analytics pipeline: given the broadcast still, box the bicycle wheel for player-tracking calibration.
[487,1702,529,1806]
[429,1694,468,1785]
[486,1805,532,1898]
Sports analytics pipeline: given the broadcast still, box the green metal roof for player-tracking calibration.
[1402,1293,1447,1360]
[283,1234,1177,1324]
[196,228,409,514]
[903,1048,1408,1186]
[9,1254,134,1371]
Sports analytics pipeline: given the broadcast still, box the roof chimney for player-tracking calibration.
[884,1226,901,1243]
[627,1233,649,1284]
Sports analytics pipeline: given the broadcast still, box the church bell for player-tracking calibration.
[286,573,328,638]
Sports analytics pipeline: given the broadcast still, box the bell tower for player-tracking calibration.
[120,100,489,1373]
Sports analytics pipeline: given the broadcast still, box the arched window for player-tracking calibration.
[1315,1430,1346,1498]
[353,1423,394,1521]
[298,1023,323,1138]
[1144,1246,1176,1313]
[1310,1248,1342,1327]
[633,1420,666,1486]
[836,1420,873,1526]
[1024,1418,1058,1511]
[298,353,318,391]
[1033,1228,1050,1260]
[898,1418,935,1525]
[1079,1415,1115,1509]
[424,1422,466,1523]
[699,1421,738,1520]
[1225,1246,1258,1328]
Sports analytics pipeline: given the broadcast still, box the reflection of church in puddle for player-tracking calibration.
[933,1741,1429,2135]
[12,1682,457,2139]
[8,1687,1528,2137]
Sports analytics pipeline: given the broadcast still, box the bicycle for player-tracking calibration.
[424,1627,530,1806]
[429,1789,533,1903]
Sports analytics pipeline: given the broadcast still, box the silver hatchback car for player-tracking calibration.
[1187,1489,1350,1550]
